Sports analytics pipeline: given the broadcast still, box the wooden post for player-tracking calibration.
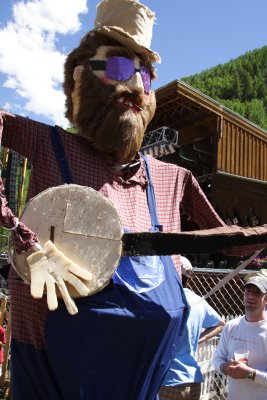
[0,297,7,327]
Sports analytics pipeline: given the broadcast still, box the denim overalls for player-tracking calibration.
[11,127,188,400]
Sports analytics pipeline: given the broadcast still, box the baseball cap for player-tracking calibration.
[180,256,193,277]
[244,276,267,294]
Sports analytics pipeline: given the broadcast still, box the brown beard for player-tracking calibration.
[73,68,156,163]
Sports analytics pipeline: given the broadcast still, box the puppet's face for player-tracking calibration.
[71,45,156,163]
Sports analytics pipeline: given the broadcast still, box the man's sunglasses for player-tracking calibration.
[89,56,151,94]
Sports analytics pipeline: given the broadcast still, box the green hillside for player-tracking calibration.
[181,46,267,130]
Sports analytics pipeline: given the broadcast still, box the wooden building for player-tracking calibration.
[146,79,267,228]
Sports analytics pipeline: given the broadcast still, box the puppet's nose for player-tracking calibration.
[125,72,144,95]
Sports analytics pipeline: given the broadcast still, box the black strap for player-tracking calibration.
[50,126,73,184]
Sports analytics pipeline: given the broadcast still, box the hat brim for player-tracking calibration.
[244,281,267,294]
[92,26,161,63]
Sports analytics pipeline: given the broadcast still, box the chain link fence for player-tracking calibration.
[188,267,249,317]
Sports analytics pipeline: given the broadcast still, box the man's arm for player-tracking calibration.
[198,320,225,344]
[253,370,267,387]
[212,326,256,381]
[226,360,267,387]
[213,323,230,372]
[198,299,225,344]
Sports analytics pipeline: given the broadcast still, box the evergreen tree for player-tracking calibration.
[181,46,267,131]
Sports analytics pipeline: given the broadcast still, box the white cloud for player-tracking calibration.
[0,0,88,127]
[2,102,12,111]
[2,101,26,116]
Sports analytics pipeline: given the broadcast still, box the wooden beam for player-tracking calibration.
[122,225,267,256]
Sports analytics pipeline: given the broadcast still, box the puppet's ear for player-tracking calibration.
[73,65,84,82]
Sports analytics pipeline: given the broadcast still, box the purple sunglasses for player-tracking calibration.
[89,56,151,94]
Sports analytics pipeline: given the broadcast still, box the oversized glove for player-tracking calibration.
[27,240,93,315]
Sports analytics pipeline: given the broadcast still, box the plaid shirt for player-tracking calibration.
[1,113,225,348]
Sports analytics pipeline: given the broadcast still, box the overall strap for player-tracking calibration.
[50,126,73,184]
[139,153,162,231]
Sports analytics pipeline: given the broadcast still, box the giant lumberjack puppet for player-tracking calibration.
[0,1,266,399]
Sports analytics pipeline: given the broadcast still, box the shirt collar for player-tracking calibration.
[110,157,148,187]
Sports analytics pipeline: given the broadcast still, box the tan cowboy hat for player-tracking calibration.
[92,0,161,63]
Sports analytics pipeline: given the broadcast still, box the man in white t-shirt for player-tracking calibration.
[213,272,267,400]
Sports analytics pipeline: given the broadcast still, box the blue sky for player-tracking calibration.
[0,0,266,128]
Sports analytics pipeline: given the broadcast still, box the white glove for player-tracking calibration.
[27,240,93,315]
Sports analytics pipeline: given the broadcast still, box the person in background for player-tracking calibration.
[159,256,225,400]
[213,271,267,400]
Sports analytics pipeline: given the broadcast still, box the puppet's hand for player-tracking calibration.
[27,241,93,315]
